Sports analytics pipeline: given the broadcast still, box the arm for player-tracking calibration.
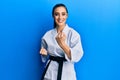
[56,32,71,60]
[40,39,48,63]
[56,31,83,62]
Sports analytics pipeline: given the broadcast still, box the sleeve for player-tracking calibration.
[65,31,84,63]
[40,38,48,63]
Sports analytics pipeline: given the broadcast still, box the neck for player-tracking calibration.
[56,24,66,33]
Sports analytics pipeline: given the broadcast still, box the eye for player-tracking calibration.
[54,13,59,16]
[62,13,66,16]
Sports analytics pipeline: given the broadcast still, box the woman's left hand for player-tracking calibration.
[56,32,71,59]
[56,32,66,47]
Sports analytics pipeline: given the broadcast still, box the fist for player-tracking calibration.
[40,47,47,56]
[56,32,66,44]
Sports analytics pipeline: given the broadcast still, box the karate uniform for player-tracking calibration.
[41,24,83,80]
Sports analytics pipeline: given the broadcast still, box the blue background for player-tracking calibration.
[0,0,120,80]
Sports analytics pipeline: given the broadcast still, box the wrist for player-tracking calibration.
[60,42,66,48]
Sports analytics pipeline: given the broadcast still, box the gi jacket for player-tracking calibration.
[41,24,83,80]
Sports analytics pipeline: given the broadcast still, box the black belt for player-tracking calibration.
[41,56,67,80]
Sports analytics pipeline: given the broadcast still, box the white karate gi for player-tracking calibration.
[41,24,83,80]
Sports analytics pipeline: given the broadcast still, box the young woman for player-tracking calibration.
[40,3,83,80]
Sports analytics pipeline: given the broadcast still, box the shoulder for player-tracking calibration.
[42,29,55,39]
[67,25,82,42]
[67,25,80,37]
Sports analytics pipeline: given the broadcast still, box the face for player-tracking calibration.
[54,6,68,27]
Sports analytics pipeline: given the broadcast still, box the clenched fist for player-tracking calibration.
[56,32,66,47]
[40,47,47,56]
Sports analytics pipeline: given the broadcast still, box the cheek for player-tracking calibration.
[64,17,67,19]
[64,15,68,19]
[54,16,58,21]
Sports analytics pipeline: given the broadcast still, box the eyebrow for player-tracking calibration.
[54,12,66,13]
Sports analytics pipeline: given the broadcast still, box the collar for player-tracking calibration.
[54,24,69,34]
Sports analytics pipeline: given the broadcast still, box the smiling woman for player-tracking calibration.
[39,3,84,80]
[53,5,68,30]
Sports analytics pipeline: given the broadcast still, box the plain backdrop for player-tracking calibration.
[0,0,120,80]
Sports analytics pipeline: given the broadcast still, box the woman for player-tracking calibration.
[40,3,83,80]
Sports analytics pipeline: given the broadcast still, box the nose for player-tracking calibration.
[59,14,62,19]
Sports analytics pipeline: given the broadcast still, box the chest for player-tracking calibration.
[45,31,71,55]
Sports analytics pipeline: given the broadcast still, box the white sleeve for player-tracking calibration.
[41,39,48,63]
[65,31,84,63]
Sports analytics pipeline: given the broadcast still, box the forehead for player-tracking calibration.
[54,6,67,12]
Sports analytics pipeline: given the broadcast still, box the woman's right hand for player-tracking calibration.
[40,47,47,56]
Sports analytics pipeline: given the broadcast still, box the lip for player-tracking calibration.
[57,19,64,23]
[58,21,63,23]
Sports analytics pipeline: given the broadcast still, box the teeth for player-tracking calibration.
[58,20,63,23]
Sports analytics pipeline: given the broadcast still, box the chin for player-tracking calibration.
[57,23,65,27]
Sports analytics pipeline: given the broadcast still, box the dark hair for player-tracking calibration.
[52,3,68,28]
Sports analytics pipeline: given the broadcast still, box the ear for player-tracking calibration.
[66,13,68,18]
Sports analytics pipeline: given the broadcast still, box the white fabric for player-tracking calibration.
[41,24,83,80]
